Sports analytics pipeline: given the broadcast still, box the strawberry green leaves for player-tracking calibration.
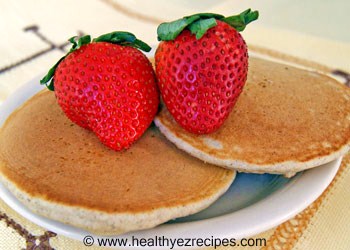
[40,32,151,91]
[157,15,200,41]
[188,18,218,39]
[157,9,259,41]
[222,9,259,32]
[39,57,65,91]
[40,35,91,91]
[68,35,91,53]
[93,32,151,52]
[157,13,223,41]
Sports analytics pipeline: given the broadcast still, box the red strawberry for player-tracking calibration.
[41,32,159,150]
[155,10,258,134]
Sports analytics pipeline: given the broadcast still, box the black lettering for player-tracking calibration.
[214,238,221,249]
[230,238,236,246]
[196,238,204,247]
[221,238,229,247]
[147,237,155,247]
[256,238,267,247]
[184,238,191,247]
[169,238,177,250]
[139,238,147,247]
[177,238,184,247]
[203,238,211,247]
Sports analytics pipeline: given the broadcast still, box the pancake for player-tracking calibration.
[0,91,235,235]
[155,57,350,177]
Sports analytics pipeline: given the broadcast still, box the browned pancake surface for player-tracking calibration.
[157,57,350,165]
[0,91,233,213]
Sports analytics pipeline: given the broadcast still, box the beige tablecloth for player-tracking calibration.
[0,1,349,249]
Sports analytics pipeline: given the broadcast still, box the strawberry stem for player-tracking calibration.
[157,9,259,41]
[40,32,151,91]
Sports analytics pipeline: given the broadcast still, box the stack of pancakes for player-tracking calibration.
[0,57,349,235]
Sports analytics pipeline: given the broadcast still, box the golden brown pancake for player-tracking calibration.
[0,91,235,235]
[155,57,350,177]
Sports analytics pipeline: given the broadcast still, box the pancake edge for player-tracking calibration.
[154,117,350,177]
[0,170,235,235]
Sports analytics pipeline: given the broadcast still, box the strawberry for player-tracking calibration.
[40,32,159,150]
[155,10,258,134]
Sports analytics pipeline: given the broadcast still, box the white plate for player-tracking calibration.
[0,75,341,249]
